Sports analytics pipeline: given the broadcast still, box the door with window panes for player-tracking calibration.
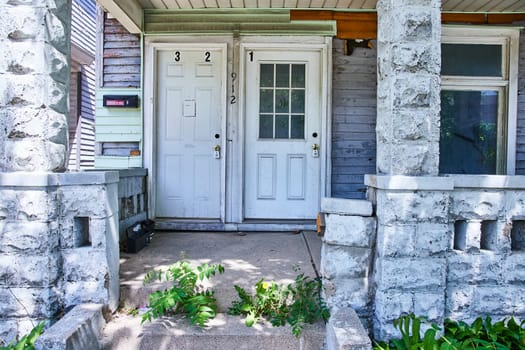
[244,50,322,219]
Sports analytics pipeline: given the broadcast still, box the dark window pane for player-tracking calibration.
[275,114,289,139]
[292,64,305,88]
[442,44,502,77]
[259,89,273,113]
[259,115,273,139]
[276,64,290,87]
[291,90,305,113]
[275,89,289,113]
[260,64,274,87]
[440,90,498,174]
[291,115,305,139]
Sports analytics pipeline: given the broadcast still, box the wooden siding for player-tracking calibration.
[68,0,97,170]
[72,0,96,56]
[516,30,525,175]
[331,39,377,199]
[95,88,143,168]
[103,14,141,88]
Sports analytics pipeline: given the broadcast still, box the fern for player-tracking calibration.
[142,261,224,327]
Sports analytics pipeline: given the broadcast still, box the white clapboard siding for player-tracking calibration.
[72,0,96,55]
[331,39,377,199]
[68,117,96,169]
[68,0,97,170]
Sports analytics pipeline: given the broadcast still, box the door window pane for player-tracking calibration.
[276,64,289,87]
[442,44,502,77]
[292,64,305,88]
[275,115,289,139]
[291,115,305,139]
[291,90,305,113]
[258,63,306,140]
[440,90,498,174]
[260,89,273,113]
[260,64,274,87]
[259,115,273,139]
[275,90,289,113]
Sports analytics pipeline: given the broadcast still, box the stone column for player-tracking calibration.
[371,0,444,341]
[0,0,71,342]
[1,0,70,172]
[376,0,441,176]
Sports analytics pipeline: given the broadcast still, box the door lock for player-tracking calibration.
[214,144,221,159]
[312,144,319,158]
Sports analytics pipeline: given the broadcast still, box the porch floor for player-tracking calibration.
[101,231,324,349]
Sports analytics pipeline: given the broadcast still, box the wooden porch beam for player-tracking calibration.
[98,0,143,34]
[291,10,525,39]
[291,10,377,39]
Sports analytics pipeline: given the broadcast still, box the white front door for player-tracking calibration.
[156,47,225,218]
[244,50,322,219]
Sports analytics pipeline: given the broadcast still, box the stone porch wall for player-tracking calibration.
[322,175,525,342]
[0,172,119,344]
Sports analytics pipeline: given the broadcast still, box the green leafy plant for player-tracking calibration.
[442,316,525,350]
[229,279,287,327]
[373,314,525,350]
[374,314,440,350]
[228,272,330,337]
[0,322,45,350]
[142,260,224,327]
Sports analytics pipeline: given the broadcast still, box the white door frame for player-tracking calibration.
[238,39,332,221]
[144,41,228,221]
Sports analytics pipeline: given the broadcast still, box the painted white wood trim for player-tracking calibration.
[95,5,105,89]
[506,29,519,175]
[144,41,229,221]
[324,36,333,197]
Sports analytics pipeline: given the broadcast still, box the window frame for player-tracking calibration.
[441,26,520,175]
[257,61,308,141]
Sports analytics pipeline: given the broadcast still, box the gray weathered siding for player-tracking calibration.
[516,29,525,174]
[103,14,141,88]
[331,39,377,199]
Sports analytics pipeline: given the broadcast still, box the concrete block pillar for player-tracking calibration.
[376,0,441,176]
[0,0,70,172]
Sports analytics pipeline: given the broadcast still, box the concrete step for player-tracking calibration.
[101,312,325,350]
[118,231,321,313]
[35,304,105,350]
[120,271,311,314]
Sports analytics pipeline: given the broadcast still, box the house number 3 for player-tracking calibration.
[173,51,211,62]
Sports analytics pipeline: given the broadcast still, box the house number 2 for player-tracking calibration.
[173,51,212,62]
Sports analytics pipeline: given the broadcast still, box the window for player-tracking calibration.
[259,63,306,140]
[440,27,519,175]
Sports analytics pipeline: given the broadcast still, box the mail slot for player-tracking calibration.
[103,95,139,108]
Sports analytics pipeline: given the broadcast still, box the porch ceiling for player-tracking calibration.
[135,0,525,12]
[97,0,525,35]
